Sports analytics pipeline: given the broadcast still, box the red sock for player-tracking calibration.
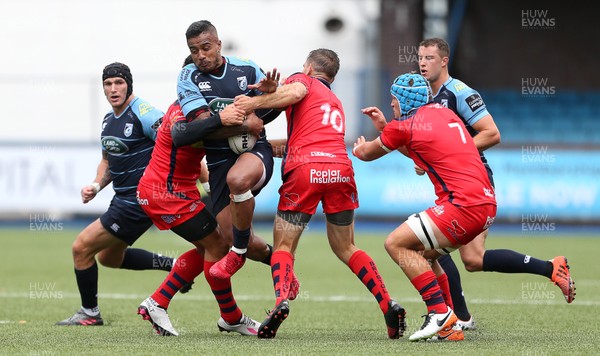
[436,273,454,310]
[348,250,391,313]
[151,248,203,308]
[410,271,447,314]
[204,260,242,324]
[271,250,294,305]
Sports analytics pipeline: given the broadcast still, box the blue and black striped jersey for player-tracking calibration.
[433,76,491,164]
[100,97,163,202]
[177,56,268,167]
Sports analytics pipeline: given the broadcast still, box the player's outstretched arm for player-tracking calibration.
[234,82,307,114]
[361,106,388,132]
[352,136,389,161]
[249,68,280,94]
[204,112,264,139]
[171,105,246,147]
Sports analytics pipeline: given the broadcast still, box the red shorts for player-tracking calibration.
[136,183,205,230]
[278,163,359,215]
[425,201,496,245]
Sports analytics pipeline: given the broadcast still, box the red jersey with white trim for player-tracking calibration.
[139,101,205,192]
[380,103,496,207]
[282,73,350,175]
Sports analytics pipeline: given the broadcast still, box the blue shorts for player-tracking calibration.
[208,141,274,215]
[99,196,153,245]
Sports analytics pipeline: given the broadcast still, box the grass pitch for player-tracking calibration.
[0,225,598,355]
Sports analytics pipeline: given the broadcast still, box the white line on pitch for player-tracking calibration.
[0,291,597,306]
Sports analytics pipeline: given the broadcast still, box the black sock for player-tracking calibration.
[120,248,173,271]
[438,254,471,321]
[75,262,98,310]
[262,244,273,266]
[232,226,251,251]
[483,249,553,278]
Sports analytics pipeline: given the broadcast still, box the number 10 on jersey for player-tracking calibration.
[321,103,343,133]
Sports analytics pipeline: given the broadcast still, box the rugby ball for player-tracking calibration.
[228,132,257,154]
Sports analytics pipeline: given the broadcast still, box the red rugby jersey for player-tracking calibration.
[282,73,351,175]
[139,101,205,192]
[380,103,496,207]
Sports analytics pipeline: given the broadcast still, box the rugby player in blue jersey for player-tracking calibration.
[57,63,182,326]
[176,20,287,281]
[417,38,575,332]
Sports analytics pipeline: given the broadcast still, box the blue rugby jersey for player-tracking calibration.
[177,56,268,167]
[100,97,163,202]
[432,76,491,164]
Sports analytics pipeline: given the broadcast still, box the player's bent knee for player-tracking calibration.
[226,173,248,192]
[405,212,456,255]
[383,236,395,254]
[72,235,92,257]
[97,250,123,268]
[462,257,483,272]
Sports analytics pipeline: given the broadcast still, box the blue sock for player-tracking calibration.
[438,254,471,321]
[120,248,173,271]
[232,226,251,252]
[483,249,553,278]
[75,262,98,309]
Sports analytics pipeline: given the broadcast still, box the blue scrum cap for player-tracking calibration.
[390,73,432,115]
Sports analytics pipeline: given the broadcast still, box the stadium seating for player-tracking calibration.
[480,91,600,146]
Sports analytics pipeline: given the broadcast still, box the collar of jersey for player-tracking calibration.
[206,57,227,79]
[113,97,138,119]
[435,76,454,97]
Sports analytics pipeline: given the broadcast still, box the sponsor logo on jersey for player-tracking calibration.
[310,151,337,158]
[102,122,108,131]
[466,94,484,112]
[432,204,445,216]
[138,102,154,116]
[483,187,495,198]
[179,67,191,81]
[101,136,130,154]
[440,99,448,108]
[197,81,212,91]
[124,123,133,137]
[189,201,200,212]
[179,90,196,102]
[161,214,181,224]
[283,192,300,208]
[284,192,300,204]
[483,216,495,230]
[151,117,162,131]
[309,169,350,184]
[454,82,466,92]
[208,97,234,114]
[136,191,149,206]
[110,223,120,232]
[448,219,466,239]
[237,76,248,91]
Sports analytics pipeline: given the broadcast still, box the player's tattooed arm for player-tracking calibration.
[98,150,112,188]
[81,151,111,203]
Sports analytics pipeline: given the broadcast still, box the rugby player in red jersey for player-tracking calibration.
[135,56,272,337]
[353,73,497,341]
[235,49,406,339]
